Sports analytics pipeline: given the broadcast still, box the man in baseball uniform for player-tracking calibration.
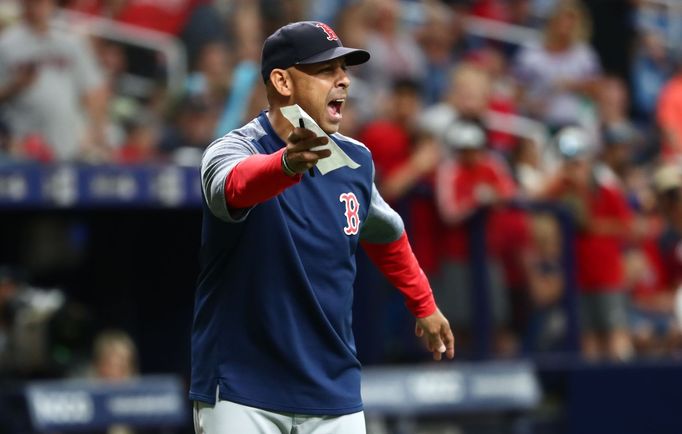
[191,21,454,434]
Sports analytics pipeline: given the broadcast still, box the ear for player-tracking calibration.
[269,68,293,98]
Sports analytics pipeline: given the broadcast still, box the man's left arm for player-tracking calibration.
[359,182,455,361]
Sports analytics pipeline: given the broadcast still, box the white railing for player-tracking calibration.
[464,15,541,48]
[486,110,549,146]
[52,9,187,97]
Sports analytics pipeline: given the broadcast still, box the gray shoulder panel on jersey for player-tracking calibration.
[327,136,402,242]
[331,132,371,153]
[201,118,265,222]
[359,162,405,243]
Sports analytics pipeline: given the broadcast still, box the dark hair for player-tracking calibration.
[661,186,681,202]
[391,77,422,95]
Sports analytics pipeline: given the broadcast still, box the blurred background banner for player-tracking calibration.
[25,375,188,431]
[362,361,540,415]
[0,164,202,208]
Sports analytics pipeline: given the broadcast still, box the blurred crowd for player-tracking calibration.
[0,0,682,364]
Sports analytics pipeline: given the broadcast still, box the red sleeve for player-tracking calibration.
[601,186,632,221]
[436,161,477,223]
[612,188,633,221]
[489,156,517,199]
[225,148,302,209]
[361,232,437,318]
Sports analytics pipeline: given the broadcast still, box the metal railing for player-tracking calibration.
[486,110,550,146]
[464,14,541,48]
[52,9,187,97]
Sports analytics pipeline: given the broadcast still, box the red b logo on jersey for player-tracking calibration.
[316,22,339,41]
[339,192,360,235]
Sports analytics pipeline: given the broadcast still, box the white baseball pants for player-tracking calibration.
[193,400,366,434]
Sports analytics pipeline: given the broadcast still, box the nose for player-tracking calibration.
[336,67,350,89]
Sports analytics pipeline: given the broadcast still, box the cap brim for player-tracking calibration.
[297,46,370,66]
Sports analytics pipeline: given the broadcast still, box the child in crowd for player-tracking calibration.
[627,166,682,356]
[539,126,634,361]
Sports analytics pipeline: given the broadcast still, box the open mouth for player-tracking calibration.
[327,98,344,121]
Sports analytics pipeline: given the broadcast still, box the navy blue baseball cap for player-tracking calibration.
[261,21,370,82]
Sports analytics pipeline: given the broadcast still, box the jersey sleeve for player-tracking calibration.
[225,148,302,209]
[359,177,405,243]
[201,135,258,222]
[359,164,436,317]
[489,154,517,199]
[361,232,437,318]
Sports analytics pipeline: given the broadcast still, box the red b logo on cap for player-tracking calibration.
[316,23,339,41]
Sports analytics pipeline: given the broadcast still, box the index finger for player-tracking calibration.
[442,325,455,359]
[287,127,316,144]
[427,331,445,361]
[288,135,329,152]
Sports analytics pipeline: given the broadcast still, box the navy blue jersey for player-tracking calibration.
[190,112,404,415]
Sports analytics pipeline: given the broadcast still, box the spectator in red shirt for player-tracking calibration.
[359,79,441,274]
[435,118,518,356]
[540,126,634,361]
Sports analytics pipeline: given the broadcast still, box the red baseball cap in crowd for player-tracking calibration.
[260,21,370,82]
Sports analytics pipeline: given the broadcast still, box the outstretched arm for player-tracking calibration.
[224,147,302,209]
[226,127,330,208]
[202,126,329,222]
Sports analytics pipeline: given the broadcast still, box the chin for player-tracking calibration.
[321,123,340,135]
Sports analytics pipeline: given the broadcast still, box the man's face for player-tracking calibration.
[552,10,578,42]
[562,158,591,187]
[457,148,482,166]
[452,76,489,118]
[288,58,350,134]
[96,344,134,381]
[606,145,631,171]
[392,89,421,125]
